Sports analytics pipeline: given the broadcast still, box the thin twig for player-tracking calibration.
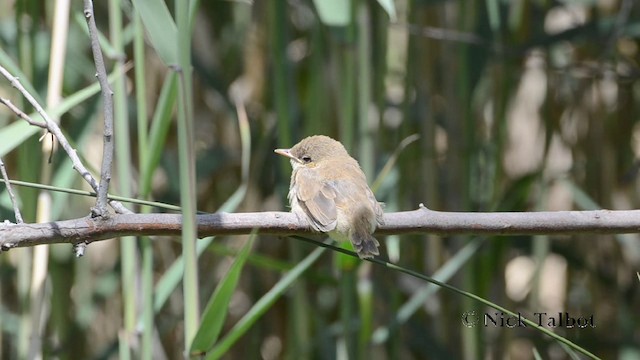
[83,0,115,218]
[0,97,48,128]
[2,207,640,250]
[0,158,23,223]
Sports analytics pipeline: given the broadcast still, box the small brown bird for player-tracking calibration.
[275,135,384,259]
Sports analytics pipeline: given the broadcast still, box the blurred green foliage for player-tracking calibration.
[1,0,639,359]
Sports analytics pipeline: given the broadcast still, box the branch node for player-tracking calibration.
[1,241,15,252]
[73,242,87,257]
[418,203,430,211]
[90,206,104,219]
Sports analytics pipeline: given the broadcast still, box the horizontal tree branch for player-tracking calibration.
[2,206,639,251]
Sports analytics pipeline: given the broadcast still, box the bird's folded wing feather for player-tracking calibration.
[295,169,338,231]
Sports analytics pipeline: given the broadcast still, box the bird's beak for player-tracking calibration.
[274,148,302,164]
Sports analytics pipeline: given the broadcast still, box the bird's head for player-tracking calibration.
[275,135,349,169]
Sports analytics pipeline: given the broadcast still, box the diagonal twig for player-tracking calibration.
[0,97,47,129]
[0,158,23,223]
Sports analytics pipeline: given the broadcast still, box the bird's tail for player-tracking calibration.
[350,228,380,259]
[347,206,381,259]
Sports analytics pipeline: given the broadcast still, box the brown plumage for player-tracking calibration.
[275,135,384,258]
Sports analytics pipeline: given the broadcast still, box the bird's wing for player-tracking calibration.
[329,163,383,225]
[295,169,338,231]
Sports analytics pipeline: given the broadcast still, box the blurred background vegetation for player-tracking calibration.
[1,0,639,359]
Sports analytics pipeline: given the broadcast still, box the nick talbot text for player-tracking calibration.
[484,312,596,329]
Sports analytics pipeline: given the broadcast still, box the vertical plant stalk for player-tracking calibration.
[268,2,313,355]
[83,0,114,218]
[146,100,250,335]
[356,3,375,357]
[14,3,38,357]
[28,0,71,357]
[106,0,137,359]
[338,2,360,359]
[357,3,373,177]
[132,11,155,360]
[459,1,481,358]
[269,1,292,148]
[175,0,200,349]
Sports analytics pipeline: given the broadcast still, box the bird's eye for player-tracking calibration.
[301,155,312,163]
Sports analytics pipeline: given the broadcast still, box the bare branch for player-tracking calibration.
[0,65,131,215]
[83,0,115,218]
[0,158,23,223]
[2,207,640,251]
